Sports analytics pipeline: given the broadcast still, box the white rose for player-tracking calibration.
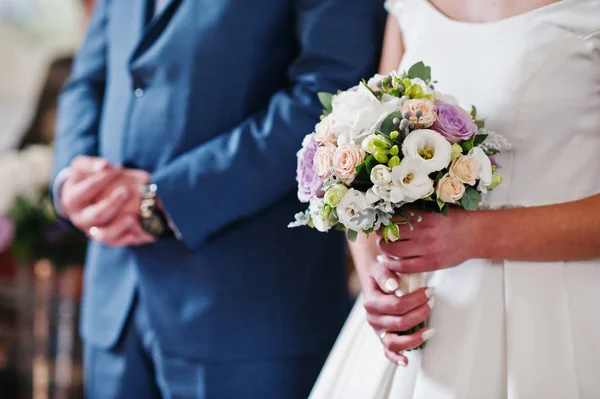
[309,198,338,232]
[391,158,435,203]
[449,155,480,186]
[370,165,392,186]
[468,147,493,193]
[332,143,365,185]
[313,143,337,178]
[332,84,401,144]
[402,129,452,173]
[366,184,405,204]
[337,189,373,232]
[314,115,337,144]
[436,174,466,204]
[401,99,437,128]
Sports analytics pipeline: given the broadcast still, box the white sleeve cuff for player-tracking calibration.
[52,167,71,217]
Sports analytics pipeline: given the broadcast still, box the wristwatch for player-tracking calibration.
[139,183,172,237]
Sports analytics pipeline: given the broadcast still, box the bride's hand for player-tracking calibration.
[363,259,435,366]
[377,209,476,273]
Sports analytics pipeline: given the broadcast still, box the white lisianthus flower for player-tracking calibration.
[410,78,435,97]
[436,174,466,204]
[324,184,348,207]
[370,165,392,186]
[468,147,493,193]
[449,155,480,186]
[391,158,435,202]
[337,189,373,232]
[402,129,452,173]
[366,184,405,204]
[309,197,338,232]
[332,84,401,144]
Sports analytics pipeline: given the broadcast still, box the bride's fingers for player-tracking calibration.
[384,348,408,367]
[382,327,436,353]
[366,301,432,332]
[377,238,424,259]
[370,260,400,293]
[364,286,433,316]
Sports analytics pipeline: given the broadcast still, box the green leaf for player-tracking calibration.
[436,198,445,211]
[365,155,379,174]
[475,120,485,129]
[473,133,488,146]
[461,138,475,152]
[461,187,481,211]
[441,203,449,216]
[407,61,431,83]
[379,111,403,136]
[470,105,477,120]
[318,92,334,112]
[347,230,358,242]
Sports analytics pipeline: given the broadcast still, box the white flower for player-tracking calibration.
[370,165,392,186]
[332,84,401,144]
[313,143,337,179]
[402,129,452,173]
[366,184,405,204]
[391,158,435,203]
[410,78,435,97]
[337,189,373,232]
[479,129,512,152]
[468,147,493,193]
[436,174,466,204]
[449,155,479,186]
[314,115,338,144]
[367,74,385,91]
[309,197,338,232]
[434,91,460,106]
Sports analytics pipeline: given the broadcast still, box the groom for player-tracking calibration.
[52,0,385,398]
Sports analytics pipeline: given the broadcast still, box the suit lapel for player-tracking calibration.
[129,0,183,64]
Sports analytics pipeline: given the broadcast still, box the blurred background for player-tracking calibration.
[0,1,93,398]
[0,1,360,398]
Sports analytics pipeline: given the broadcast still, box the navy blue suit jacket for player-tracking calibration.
[53,0,385,360]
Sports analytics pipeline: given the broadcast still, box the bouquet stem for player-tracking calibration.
[395,272,428,350]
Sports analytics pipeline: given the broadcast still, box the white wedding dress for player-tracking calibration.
[310,0,600,398]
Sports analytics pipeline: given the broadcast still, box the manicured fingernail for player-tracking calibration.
[397,358,407,367]
[394,289,404,297]
[422,328,436,342]
[376,255,385,264]
[384,278,399,292]
[425,287,435,298]
[94,161,109,172]
[428,297,435,309]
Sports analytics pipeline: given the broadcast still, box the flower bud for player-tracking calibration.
[389,145,399,156]
[374,150,389,164]
[411,84,424,99]
[388,155,401,168]
[382,223,400,242]
[324,184,349,207]
[487,174,503,190]
[362,134,391,154]
[319,204,332,221]
[450,143,463,161]
[390,131,399,140]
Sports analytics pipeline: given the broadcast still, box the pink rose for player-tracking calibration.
[333,143,366,185]
[313,143,337,178]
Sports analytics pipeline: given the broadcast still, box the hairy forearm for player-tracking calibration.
[473,194,600,262]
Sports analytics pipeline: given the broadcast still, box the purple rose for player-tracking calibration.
[296,134,323,203]
[0,217,14,253]
[432,102,478,143]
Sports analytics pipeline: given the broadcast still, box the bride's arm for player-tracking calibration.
[474,194,600,261]
[350,14,404,289]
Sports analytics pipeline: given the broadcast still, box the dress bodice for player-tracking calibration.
[387,0,600,208]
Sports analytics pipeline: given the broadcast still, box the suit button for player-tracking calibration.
[134,88,144,97]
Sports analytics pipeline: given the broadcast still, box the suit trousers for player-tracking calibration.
[83,292,328,399]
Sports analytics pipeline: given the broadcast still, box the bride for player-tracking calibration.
[310,0,600,398]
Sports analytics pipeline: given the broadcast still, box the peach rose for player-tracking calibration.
[314,115,337,144]
[436,174,466,204]
[333,143,366,184]
[401,99,437,128]
[449,155,479,186]
[313,143,337,178]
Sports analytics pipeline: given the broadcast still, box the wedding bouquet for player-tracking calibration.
[289,62,508,325]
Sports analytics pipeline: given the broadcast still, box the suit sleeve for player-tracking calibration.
[152,0,386,249]
[52,0,111,181]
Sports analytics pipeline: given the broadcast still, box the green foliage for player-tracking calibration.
[318,92,334,113]
[473,133,488,146]
[461,138,475,152]
[406,61,432,83]
[347,230,358,242]
[470,105,477,120]
[379,111,404,136]
[461,187,481,211]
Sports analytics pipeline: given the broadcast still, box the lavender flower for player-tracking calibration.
[432,102,478,143]
[296,134,323,203]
